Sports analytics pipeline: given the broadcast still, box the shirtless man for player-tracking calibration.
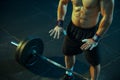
[49,0,114,80]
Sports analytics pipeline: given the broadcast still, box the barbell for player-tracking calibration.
[11,36,88,80]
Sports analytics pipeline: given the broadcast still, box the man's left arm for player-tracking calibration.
[81,0,114,50]
[96,0,114,36]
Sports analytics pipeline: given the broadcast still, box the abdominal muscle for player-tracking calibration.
[71,6,100,28]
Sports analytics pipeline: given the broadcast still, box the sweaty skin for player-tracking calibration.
[57,0,114,36]
[71,0,100,28]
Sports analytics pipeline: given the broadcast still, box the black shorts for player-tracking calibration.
[62,21,100,66]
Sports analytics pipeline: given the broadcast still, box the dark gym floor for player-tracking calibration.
[0,0,120,80]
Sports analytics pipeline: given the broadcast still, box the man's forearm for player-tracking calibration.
[96,0,114,37]
[57,1,68,21]
[96,16,113,37]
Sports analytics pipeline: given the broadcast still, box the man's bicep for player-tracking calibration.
[100,0,114,18]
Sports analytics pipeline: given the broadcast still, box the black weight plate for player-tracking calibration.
[15,37,44,66]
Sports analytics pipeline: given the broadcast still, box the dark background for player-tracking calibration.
[0,0,120,80]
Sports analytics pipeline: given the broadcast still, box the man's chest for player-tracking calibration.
[71,0,99,8]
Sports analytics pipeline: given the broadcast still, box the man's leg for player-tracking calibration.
[62,55,76,80]
[90,64,100,80]
[84,46,100,80]
[65,55,76,76]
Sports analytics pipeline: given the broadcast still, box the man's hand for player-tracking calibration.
[80,38,98,50]
[49,26,63,39]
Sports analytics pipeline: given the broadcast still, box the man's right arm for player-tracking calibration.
[49,0,70,39]
[57,0,70,21]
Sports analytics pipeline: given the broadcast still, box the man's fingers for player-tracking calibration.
[49,27,63,39]
[85,44,91,50]
[53,31,58,39]
[80,43,88,50]
[89,43,98,50]
[82,39,88,43]
[57,30,60,39]
[90,45,95,50]
[81,42,92,50]
[49,29,54,33]
[50,30,55,36]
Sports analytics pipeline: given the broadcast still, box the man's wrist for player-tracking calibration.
[56,20,64,27]
[92,34,101,42]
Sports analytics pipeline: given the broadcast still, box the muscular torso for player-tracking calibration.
[71,0,100,28]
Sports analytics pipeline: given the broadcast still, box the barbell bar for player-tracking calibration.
[11,37,88,80]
